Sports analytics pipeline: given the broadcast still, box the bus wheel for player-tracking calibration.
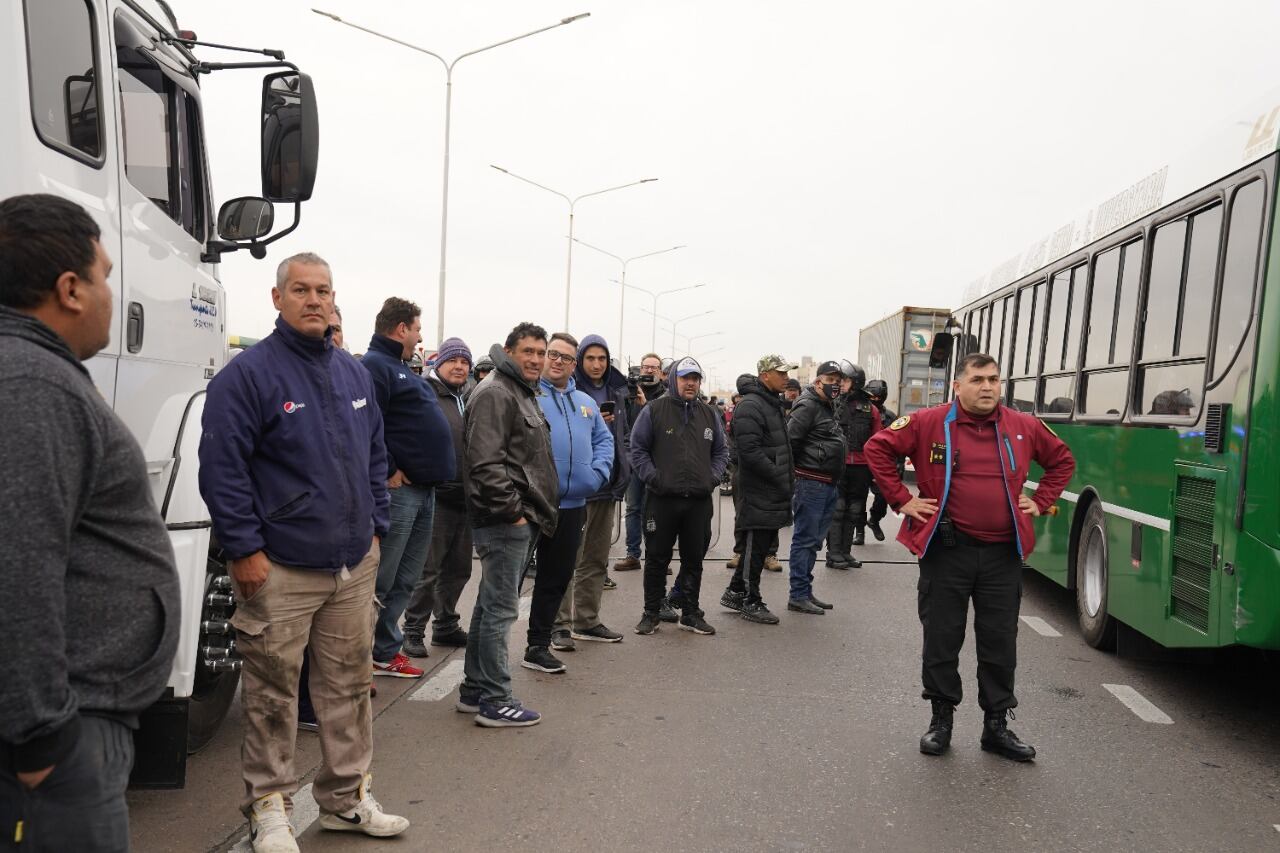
[187,540,241,754]
[1075,501,1117,650]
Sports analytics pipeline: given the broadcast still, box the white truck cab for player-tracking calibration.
[2,0,319,786]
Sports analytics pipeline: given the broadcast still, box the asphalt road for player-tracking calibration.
[128,497,1280,852]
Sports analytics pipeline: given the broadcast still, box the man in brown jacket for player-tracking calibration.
[457,323,559,727]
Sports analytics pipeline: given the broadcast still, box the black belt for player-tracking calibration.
[952,527,1014,548]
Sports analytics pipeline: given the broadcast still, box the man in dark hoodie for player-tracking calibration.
[458,323,559,727]
[362,297,457,678]
[629,357,729,636]
[786,360,848,616]
[200,253,408,845]
[0,194,179,851]
[721,356,797,625]
[403,336,475,657]
[553,333,631,650]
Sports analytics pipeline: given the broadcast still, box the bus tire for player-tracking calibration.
[187,541,241,754]
[1075,500,1117,650]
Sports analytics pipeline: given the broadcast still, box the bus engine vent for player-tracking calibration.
[1170,475,1216,633]
[1203,403,1227,453]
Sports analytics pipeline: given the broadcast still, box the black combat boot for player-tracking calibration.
[919,700,954,755]
[980,709,1036,762]
[851,524,865,547]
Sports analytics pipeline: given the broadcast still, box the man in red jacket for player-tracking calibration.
[864,352,1074,762]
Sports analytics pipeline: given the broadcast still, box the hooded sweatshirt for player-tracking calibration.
[629,360,729,496]
[572,333,632,501]
[0,306,179,772]
[537,375,613,509]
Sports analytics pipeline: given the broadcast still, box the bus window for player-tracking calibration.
[1063,263,1088,368]
[1013,285,1035,374]
[1212,180,1265,380]
[1085,246,1120,368]
[1081,369,1128,416]
[978,304,990,353]
[1043,269,1071,371]
[1142,218,1188,361]
[1009,379,1036,412]
[1177,204,1222,357]
[1113,238,1143,364]
[988,299,1005,363]
[24,0,102,163]
[1040,374,1076,415]
[1140,365,1202,416]
[1026,281,1043,374]
[1000,295,1014,369]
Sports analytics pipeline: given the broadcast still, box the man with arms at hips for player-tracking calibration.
[864,353,1074,762]
[200,253,408,851]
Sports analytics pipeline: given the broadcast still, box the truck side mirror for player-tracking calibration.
[217,197,275,241]
[261,71,318,202]
[928,332,954,369]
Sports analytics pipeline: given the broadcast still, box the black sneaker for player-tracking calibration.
[868,520,885,541]
[808,594,833,610]
[788,598,825,615]
[432,627,468,647]
[635,612,661,635]
[720,589,746,612]
[603,575,617,590]
[679,610,716,635]
[402,635,429,658]
[667,589,688,611]
[572,624,624,643]
[658,598,679,623]
[550,630,576,651]
[740,601,780,624]
[521,645,566,674]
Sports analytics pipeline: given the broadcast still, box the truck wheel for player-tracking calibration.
[187,540,241,754]
[1075,501,1117,650]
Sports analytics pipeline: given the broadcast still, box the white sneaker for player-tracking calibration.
[318,774,410,837]
[249,792,300,853]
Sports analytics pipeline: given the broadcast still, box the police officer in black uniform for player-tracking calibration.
[863,378,894,541]
[824,361,878,568]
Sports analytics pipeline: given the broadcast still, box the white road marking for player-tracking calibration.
[409,658,466,702]
[1019,615,1061,637]
[229,783,318,852]
[1103,683,1173,724]
[1274,824,1280,834]
[518,595,532,621]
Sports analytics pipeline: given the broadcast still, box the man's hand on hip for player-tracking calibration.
[230,551,272,599]
[1018,494,1041,516]
[900,495,939,523]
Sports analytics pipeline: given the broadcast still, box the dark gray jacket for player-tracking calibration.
[427,371,468,509]
[788,386,847,479]
[463,345,559,536]
[730,374,794,529]
[0,307,179,772]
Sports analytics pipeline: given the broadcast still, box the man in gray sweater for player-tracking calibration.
[0,194,179,851]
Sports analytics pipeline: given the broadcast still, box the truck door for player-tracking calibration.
[109,8,223,510]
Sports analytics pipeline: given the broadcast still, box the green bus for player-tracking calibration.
[942,96,1280,651]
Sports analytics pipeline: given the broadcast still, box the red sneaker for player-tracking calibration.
[372,652,424,678]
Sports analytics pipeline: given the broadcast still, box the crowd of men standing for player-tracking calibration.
[2,193,1077,853]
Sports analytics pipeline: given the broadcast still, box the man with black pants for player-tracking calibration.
[863,378,894,541]
[0,195,179,852]
[721,355,797,624]
[825,361,880,568]
[630,357,729,636]
[865,353,1075,761]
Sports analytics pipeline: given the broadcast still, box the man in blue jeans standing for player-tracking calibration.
[459,323,560,727]
[786,360,848,615]
[363,297,456,678]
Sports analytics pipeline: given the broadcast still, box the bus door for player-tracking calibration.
[109,7,222,506]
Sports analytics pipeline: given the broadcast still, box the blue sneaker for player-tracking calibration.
[456,689,481,714]
[475,700,541,728]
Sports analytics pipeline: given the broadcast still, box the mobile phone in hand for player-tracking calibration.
[600,401,616,415]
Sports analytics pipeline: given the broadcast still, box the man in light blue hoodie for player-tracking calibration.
[523,332,613,674]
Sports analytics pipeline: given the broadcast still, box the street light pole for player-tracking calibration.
[490,166,657,329]
[610,280,705,350]
[313,9,591,344]
[573,239,684,359]
[670,310,713,356]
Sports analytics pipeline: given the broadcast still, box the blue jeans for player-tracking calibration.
[789,478,839,600]
[373,483,435,662]
[463,521,537,705]
[624,474,646,559]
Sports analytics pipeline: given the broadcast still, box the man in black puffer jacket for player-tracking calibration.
[786,360,848,615]
[720,356,797,625]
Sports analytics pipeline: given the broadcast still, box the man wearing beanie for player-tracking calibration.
[403,336,475,657]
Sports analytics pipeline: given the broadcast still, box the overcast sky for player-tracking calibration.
[173,0,1280,392]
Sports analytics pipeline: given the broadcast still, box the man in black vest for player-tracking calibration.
[629,357,729,636]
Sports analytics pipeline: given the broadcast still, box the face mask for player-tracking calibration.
[821,382,840,401]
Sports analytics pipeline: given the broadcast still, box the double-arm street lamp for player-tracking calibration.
[669,310,714,356]
[609,279,706,351]
[313,8,591,344]
[573,238,684,358]
[491,166,657,329]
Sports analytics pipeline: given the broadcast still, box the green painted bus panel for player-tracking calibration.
[1241,212,1280,551]
[1233,532,1280,647]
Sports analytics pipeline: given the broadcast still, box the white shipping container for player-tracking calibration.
[858,307,953,417]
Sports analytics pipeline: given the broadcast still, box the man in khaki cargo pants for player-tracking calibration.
[199,253,409,853]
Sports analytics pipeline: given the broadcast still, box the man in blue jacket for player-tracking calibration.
[199,253,409,849]
[361,297,456,678]
[552,333,629,651]
[524,332,613,674]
